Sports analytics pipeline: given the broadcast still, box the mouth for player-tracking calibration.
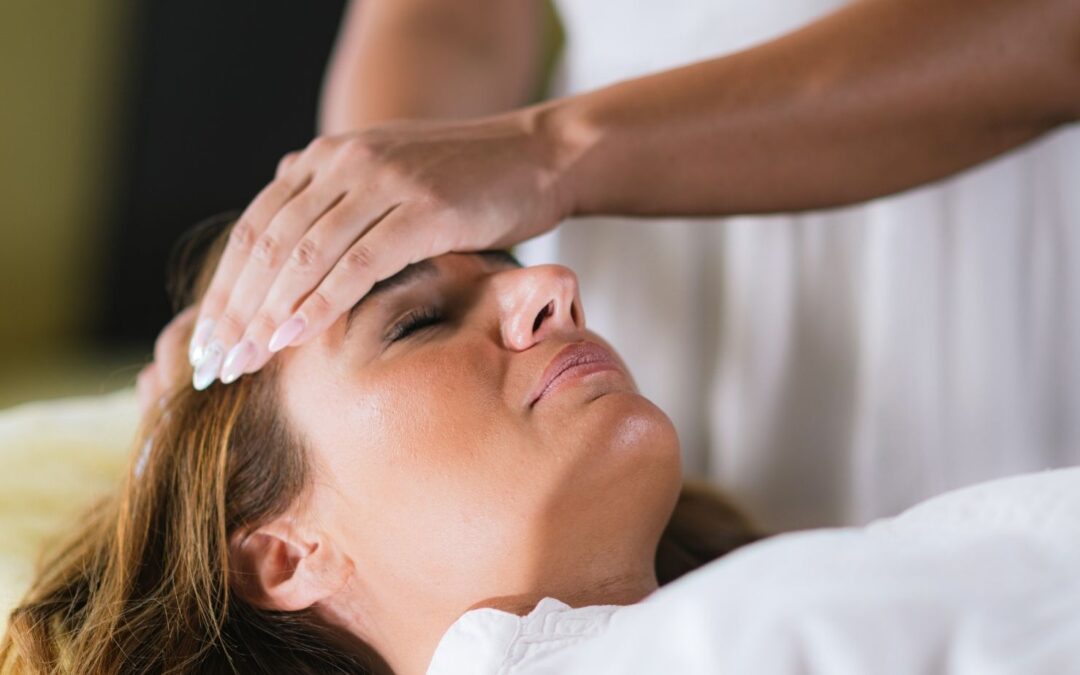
[528,341,625,408]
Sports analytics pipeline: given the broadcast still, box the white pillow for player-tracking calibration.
[0,389,138,634]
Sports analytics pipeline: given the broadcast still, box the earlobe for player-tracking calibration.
[228,519,352,612]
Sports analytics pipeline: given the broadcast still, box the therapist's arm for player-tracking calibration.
[319,0,545,134]
[544,0,1080,216]
[182,0,1080,385]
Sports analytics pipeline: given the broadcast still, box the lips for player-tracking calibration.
[528,341,624,408]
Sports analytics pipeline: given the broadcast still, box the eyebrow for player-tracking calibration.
[344,260,439,335]
[343,250,522,335]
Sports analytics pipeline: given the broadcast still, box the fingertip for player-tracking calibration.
[188,317,216,366]
[220,339,256,384]
[192,341,224,391]
[268,315,307,353]
[243,351,272,378]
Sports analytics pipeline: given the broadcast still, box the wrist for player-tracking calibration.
[516,94,606,220]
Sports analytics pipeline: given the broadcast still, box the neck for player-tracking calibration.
[467,569,659,615]
[324,567,659,675]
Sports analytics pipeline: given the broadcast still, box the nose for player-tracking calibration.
[494,264,585,350]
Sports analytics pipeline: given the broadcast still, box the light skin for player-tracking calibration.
[131,0,1080,412]
[165,0,1080,402]
[227,252,684,675]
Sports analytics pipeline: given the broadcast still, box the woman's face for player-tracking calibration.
[276,252,681,632]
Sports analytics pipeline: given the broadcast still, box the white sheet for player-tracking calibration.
[430,467,1080,674]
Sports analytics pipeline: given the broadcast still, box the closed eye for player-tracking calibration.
[386,306,444,343]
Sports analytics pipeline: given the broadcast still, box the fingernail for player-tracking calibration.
[220,339,256,384]
[268,315,306,353]
[189,318,216,366]
[192,340,224,391]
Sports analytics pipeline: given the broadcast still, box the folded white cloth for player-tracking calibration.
[428,467,1080,674]
[426,597,623,675]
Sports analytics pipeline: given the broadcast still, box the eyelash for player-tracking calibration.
[387,306,444,343]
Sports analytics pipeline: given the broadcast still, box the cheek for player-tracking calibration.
[315,350,537,570]
[364,349,509,460]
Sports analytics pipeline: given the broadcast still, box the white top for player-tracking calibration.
[517,0,1080,530]
[426,467,1080,674]
[426,597,623,675]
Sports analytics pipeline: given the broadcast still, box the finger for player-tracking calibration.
[136,362,160,417]
[230,197,396,379]
[276,150,302,178]
[188,172,311,365]
[155,305,198,388]
[194,183,347,390]
[266,204,438,354]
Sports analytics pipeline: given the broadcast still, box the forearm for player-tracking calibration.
[320,0,543,134]
[538,0,1080,217]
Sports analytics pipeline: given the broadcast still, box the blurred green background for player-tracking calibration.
[0,0,136,408]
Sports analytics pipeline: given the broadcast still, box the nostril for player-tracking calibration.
[533,301,554,332]
[570,300,579,326]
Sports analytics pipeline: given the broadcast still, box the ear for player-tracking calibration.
[228,517,353,612]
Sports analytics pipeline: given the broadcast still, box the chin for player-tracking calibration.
[568,390,682,488]
[599,392,679,459]
[549,391,683,557]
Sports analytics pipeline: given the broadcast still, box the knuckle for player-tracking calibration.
[341,242,375,274]
[289,237,322,271]
[271,176,297,199]
[377,159,410,187]
[276,150,300,176]
[201,289,229,317]
[307,135,335,156]
[425,188,453,211]
[251,233,282,266]
[216,311,246,337]
[248,312,279,338]
[229,219,260,253]
[265,177,301,208]
[304,289,334,318]
[339,136,372,161]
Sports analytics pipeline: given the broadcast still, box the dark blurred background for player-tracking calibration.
[0,0,348,406]
[1,0,562,407]
[101,0,349,343]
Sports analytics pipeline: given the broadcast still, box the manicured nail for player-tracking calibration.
[268,315,306,353]
[220,339,256,384]
[189,318,215,366]
[192,340,224,391]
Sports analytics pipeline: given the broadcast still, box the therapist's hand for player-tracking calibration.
[187,109,571,389]
[137,305,197,415]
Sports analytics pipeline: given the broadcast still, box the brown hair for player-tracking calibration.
[1,215,763,674]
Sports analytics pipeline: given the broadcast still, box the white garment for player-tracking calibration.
[426,467,1080,674]
[426,597,622,675]
[518,0,1080,530]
